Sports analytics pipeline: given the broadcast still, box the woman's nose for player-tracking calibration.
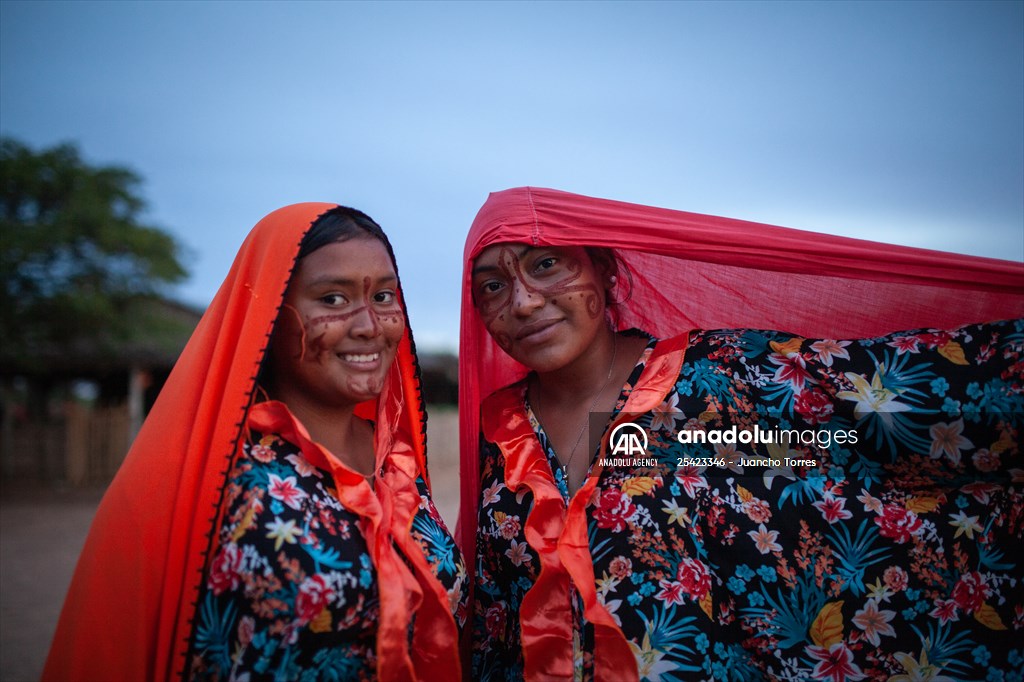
[510,280,543,316]
[349,304,382,337]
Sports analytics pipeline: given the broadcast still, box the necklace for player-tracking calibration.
[533,334,618,486]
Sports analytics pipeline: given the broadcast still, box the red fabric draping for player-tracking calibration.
[482,335,690,681]
[457,186,1024,678]
[43,203,457,681]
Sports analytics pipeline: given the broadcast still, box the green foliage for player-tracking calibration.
[1,136,188,369]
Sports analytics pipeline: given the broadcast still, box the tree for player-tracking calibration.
[1,137,189,369]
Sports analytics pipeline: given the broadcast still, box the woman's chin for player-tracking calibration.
[511,346,575,374]
[331,378,386,406]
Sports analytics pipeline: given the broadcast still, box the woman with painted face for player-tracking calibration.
[459,187,1023,681]
[44,205,463,681]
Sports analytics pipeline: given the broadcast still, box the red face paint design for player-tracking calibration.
[269,237,405,410]
[471,244,608,373]
[305,277,398,346]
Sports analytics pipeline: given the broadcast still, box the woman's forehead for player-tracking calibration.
[473,243,529,269]
[473,243,585,270]
[295,236,397,284]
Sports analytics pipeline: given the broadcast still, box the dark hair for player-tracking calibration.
[298,206,392,260]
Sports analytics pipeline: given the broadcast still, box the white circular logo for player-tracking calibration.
[609,422,648,456]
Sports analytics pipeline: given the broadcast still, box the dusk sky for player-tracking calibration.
[2,0,1022,351]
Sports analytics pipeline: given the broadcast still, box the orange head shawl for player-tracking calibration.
[456,186,1024,677]
[44,203,459,681]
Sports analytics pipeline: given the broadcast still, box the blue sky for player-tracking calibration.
[2,0,1022,351]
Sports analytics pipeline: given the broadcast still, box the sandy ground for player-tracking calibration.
[0,485,104,681]
[0,409,461,682]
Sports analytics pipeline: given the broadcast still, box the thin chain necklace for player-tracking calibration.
[533,334,618,485]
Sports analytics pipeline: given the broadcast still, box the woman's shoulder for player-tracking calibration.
[481,378,528,414]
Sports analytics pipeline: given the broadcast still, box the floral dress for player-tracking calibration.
[188,408,467,681]
[472,321,1023,681]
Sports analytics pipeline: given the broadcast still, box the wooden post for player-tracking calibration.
[128,366,146,443]
[65,401,88,486]
[0,380,15,478]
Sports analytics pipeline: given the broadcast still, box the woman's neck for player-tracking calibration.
[529,329,650,496]
[534,327,618,405]
[273,389,375,476]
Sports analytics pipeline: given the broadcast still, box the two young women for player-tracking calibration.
[44,190,1022,681]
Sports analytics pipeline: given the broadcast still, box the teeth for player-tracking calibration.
[341,353,379,363]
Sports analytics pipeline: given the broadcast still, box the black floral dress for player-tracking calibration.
[188,410,466,681]
[472,321,1023,681]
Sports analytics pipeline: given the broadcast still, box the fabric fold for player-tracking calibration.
[483,386,575,680]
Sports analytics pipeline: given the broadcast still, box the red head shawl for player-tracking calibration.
[44,203,459,681]
[457,187,1024,674]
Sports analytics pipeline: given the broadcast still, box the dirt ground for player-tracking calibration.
[0,484,104,681]
[0,409,461,682]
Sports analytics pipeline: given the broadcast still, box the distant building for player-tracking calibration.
[1,296,202,485]
[418,351,459,406]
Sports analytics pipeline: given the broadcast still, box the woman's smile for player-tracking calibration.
[338,351,380,363]
[336,350,383,369]
[514,318,563,343]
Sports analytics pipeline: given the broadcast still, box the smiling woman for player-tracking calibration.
[264,219,407,476]
[471,243,649,494]
[43,204,464,681]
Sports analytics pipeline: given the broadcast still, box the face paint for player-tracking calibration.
[269,237,405,409]
[476,246,602,324]
[471,244,609,373]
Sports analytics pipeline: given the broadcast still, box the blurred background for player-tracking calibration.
[1,1,1022,680]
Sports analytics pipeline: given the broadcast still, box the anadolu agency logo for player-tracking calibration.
[598,419,655,466]
[595,416,658,469]
[609,422,648,457]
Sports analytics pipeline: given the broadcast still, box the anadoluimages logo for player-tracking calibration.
[609,422,648,456]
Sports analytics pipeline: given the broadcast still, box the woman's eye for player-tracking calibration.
[321,294,348,306]
[535,257,557,272]
[374,291,396,304]
[479,280,505,296]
